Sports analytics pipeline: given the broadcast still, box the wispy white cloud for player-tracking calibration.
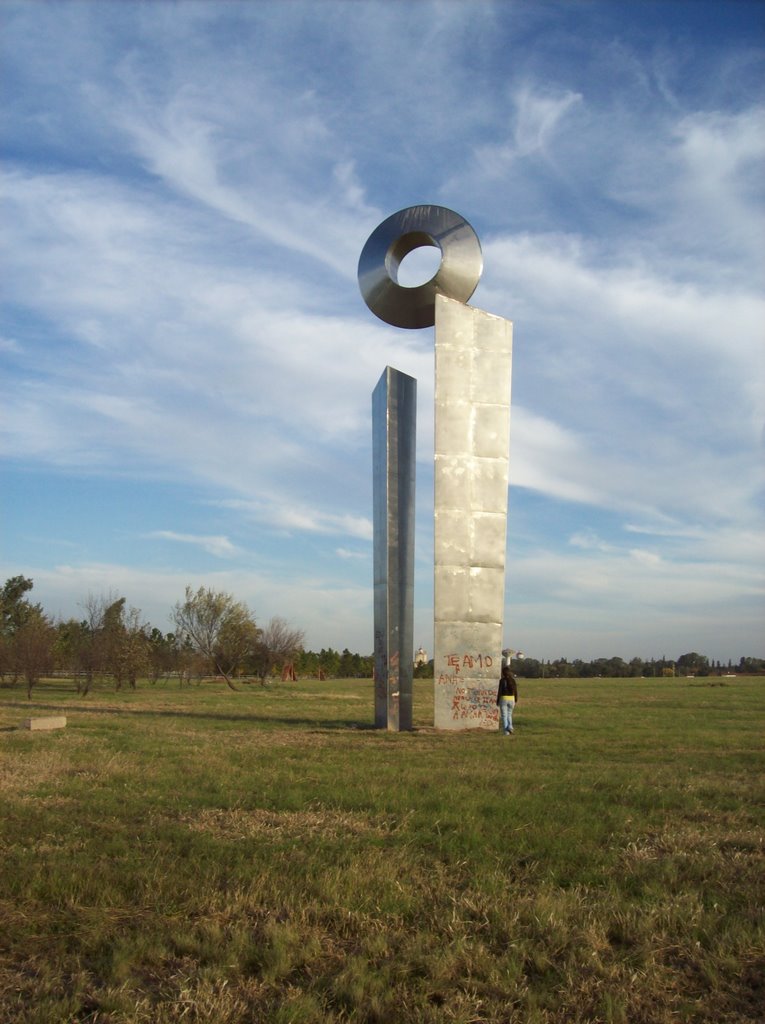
[506,542,764,660]
[486,227,765,536]
[629,548,661,567]
[145,531,239,558]
[470,84,583,176]
[9,561,372,653]
[335,548,366,561]
[569,531,614,553]
[216,499,373,542]
[1,0,763,658]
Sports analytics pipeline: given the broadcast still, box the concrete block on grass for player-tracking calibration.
[23,716,67,731]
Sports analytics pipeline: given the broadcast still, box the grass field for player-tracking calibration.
[1,675,763,1023]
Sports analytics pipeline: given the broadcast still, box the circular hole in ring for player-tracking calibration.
[358,207,482,328]
[386,231,443,288]
[396,245,443,288]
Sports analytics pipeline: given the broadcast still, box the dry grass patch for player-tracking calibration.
[622,823,764,865]
[1,743,134,787]
[0,675,762,1023]
[0,735,102,796]
[179,806,407,842]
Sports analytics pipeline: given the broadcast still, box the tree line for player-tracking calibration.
[2,576,762,698]
[0,577,306,698]
[501,654,765,679]
[408,654,765,679]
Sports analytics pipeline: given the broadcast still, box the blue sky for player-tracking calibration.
[2,0,763,661]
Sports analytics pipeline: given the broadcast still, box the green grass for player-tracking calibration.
[1,676,763,1023]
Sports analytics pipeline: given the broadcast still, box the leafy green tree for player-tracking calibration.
[55,619,93,692]
[677,652,709,676]
[1,576,35,683]
[172,586,259,690]
[549,658,575,678]
[1,576,35,637]
[294,649,317,677]
[147,629,177,684]
[338,648,355,678]
[318,648,340,679]
[737,657,765,674]
[1,576,49,688]
[515,658,541,678]
[0,634,9,684]
[413,658,433,679]
[101,597,129,689]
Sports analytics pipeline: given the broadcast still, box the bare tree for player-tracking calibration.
[252,617,305,686]
[114,606,149,690]
[77,592,116,694]
[15,608,56,699]
[71,593,149,692]
[171,586,259,690]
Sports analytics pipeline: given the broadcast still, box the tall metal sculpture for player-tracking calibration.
[360,206,513,730]
[372,367,416,731]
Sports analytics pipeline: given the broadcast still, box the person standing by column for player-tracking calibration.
[496,664,518,735]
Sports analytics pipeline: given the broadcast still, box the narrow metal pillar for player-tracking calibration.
[433,294,513,729]
[373,366,416,730]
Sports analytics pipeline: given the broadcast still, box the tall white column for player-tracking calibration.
[433,294,513,730]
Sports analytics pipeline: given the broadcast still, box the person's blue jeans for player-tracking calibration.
[499,698,514,734]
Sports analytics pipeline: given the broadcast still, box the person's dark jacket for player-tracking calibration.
[496,672,518,705]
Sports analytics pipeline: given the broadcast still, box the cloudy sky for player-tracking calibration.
[2,0,763,662]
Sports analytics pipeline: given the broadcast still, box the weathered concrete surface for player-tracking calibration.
[433,294,512,730]
[373,366,416,731]
[23,716,67,731]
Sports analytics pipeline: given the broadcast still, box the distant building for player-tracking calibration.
[414,647,428,667]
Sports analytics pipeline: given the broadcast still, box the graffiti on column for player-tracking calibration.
[374,628,387,704]
[388,649,400,698]
[436,652,494,685]
[437,652,499,723]
[450,687,498,722]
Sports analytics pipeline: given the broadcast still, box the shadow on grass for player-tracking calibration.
[0,699,378,731]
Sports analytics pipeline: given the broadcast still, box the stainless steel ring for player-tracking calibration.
[358,205,483,329]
